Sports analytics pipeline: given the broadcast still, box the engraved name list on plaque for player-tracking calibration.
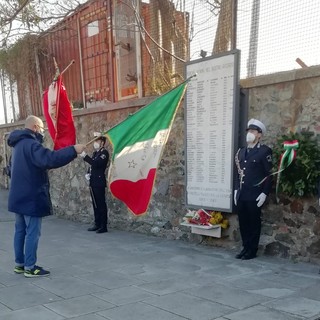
[185,51,240,212]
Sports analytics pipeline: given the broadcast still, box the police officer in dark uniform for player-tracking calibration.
[81,132,109,233]
[234,119,273,260]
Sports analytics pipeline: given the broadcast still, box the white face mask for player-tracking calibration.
[93,142,100,150]
[36,124,44,134]
[246,132,256,143]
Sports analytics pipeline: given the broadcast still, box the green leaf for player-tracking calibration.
[273,132,320,197]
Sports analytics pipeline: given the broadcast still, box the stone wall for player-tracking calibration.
[1,66,320,262]
[260,195,320,263]
[0,97,189,240]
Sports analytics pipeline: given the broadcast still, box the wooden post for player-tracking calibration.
[295,58,308,68]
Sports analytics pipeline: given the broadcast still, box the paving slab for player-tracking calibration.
[0,306,65,320]
[221,305,305,320]
[97,302,187,320]
[0,188,319,320]
[263,296,320,318]
[186,283,273,309]
[143,291,236,320]
[0,303,11,317]
[92,286,156,306]
[44,295,114,318]
[33,275,107,299]
[0,283,61,310]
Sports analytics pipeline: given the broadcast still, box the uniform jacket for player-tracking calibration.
[83,147,109,188]
[7,129,77,217]
[234,143,273,201]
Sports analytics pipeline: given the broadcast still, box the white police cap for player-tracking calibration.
[247,119,266,135]
[93,131,106,142]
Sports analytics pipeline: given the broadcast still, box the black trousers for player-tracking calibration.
[90,187,108,228]
[236,200,261,254]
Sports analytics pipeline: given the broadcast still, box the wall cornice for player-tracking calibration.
[240,65,320,88]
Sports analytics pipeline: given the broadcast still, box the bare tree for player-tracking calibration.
[0,0,85,48]
[211,0,233,54]
[201,0,221,14]
[199,0,235,54]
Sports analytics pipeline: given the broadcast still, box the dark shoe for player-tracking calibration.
[24,265,50,278]
[235,248,247,259]
[88,225,99,231]
[241,252,257,260]
[96,227,108,233]
[14,266,24,274]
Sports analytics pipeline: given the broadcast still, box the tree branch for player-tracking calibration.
[1,0,32,26]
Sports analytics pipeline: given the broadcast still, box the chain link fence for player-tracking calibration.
[1,0,320,123]
[158,0,320,79]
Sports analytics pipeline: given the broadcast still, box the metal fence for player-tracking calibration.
[171,0,320,78]
[1,0,320,124]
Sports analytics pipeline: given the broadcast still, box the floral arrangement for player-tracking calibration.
[183,209,229,229]
[272,132,320,197]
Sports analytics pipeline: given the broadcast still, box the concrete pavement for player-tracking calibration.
[1,189,320,319]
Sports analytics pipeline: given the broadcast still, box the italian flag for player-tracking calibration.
[106,82,188,216]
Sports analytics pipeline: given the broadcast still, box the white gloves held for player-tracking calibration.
[85,173,91,181]
[234,190,238,206]
[256,193,267,207]
[79,151,87,158]
[234,191,267,207]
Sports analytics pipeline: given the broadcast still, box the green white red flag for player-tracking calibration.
[106,82,188,216]
[275,139,299,201]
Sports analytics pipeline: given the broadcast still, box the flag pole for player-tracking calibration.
[53,57,60,81]
[100,74,197,136]
[85,136,100,146]
[185,73,197,81]
[84,74,197,147]
[61,60,75,76]
[53,59,75,81]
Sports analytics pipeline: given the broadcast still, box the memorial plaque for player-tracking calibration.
[185,51,240,212]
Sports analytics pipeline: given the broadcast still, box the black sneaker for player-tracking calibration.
[14,266,24,274]
[24,265,50,278]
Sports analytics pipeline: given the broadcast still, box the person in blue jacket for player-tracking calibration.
[7,115,86,277]
[234,119,273,260]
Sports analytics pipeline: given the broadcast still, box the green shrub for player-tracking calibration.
[272,132,320,197]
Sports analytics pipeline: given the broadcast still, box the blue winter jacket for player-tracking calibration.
[7,129,77,217]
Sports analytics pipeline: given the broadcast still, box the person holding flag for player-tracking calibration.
[8,115,86,277]
[83,77,190,217]
[234,119,273,260]
[80,132,109,233]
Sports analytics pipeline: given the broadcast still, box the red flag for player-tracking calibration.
[43,75,76,150]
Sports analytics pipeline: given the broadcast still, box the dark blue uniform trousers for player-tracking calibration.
[237,200,261,255]
[90,187,108,228]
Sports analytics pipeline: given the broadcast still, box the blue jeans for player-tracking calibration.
[14,214,42,270]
